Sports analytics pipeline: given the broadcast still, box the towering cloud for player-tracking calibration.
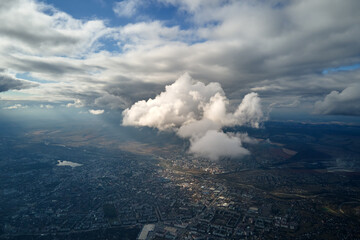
[123,73,263,160]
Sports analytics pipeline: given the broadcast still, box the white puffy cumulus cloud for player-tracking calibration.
[189,131,250,161]
[66,99,84,108]
[123,73,263,160]
[40,104,54,109]
[89,109,105,115]
[3,104,28,110]
[314,84,360,115]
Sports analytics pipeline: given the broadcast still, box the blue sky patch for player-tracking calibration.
[16,72,52,83]
[322,63,360,74]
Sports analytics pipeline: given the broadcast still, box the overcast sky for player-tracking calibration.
[1,0,360,117]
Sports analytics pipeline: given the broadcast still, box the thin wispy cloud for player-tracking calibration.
[113,0,143,18]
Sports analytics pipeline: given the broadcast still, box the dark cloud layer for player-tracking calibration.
[0,74,38,93]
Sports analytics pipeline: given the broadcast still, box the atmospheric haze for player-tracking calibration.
[122,73,263,160]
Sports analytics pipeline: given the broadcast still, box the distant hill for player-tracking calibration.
[274,147,332,169]
[289,148,332,163]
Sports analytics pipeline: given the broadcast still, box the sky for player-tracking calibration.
[1,0,360,114]
[1,0,360,159]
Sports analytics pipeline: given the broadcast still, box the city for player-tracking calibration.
[0,121,359,239]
